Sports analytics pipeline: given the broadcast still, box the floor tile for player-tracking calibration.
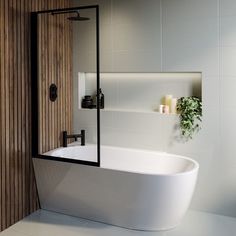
[1,210,236,236]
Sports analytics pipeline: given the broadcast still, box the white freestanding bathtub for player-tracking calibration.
[33,143,199,231]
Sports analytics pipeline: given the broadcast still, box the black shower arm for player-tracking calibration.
[51,10,78,15]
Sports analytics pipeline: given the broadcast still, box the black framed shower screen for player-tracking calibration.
[31,5,101,167]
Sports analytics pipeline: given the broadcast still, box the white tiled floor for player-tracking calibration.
[1,210,236,236]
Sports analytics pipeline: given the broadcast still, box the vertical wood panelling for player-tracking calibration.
[0,0,71,231]
[38,7,72,154]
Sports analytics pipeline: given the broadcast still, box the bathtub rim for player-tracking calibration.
[102,153,199,177]
[36,144,199,177]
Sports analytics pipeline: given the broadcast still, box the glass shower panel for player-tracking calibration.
[36,7,99,164]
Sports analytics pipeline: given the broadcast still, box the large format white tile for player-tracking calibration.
[221,46,236,76]
[162,0,219,76]
[112,0,161,26]
[220,76,236,109]
[220,0,236,17]
[192,147,236,217]
[202,76,220,109]
[112,111,164,133]
[220,16,236,46]
[201,108,220,143]
[163,46,219,76]
[163,16,219,49]
[100,52,114,72]
[113,50,162,72]
[100,23,113,53]
[100,127,164,151]
[100,110,114,128]
[162,0,218,20]
[218,108,236,219]
[76,51,113,72]
[111,0,162,72]
[220,107,236,162]
[74,110,97,127]
[112,21,161,52]
[112,0,161,53]
[210,161,236,217]
[76,52,97,72]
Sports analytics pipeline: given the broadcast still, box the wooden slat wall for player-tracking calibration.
[38,5,73,154]
[0,0,72,231]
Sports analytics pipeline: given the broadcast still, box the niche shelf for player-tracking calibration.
[78,108,179,115]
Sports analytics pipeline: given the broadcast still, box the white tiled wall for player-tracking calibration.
[73,0,236,218]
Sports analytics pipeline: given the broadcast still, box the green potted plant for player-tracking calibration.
[176,96,202,140]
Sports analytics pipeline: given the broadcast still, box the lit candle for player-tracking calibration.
[171,98,177,114]
[164,105,169,114]
[159,105,165,114]
[159,104,169,114]
[165,95,172,110]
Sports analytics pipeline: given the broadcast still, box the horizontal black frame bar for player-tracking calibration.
[35,154,99,167]
[33,5,99,14]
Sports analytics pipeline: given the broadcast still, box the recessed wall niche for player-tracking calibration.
[76,72,201,112]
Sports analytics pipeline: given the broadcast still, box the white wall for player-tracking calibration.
[73,0,236,218]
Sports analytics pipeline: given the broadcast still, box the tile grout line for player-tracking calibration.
[110,0,114,72]
[218,0,221,143]
[160,0,163,71]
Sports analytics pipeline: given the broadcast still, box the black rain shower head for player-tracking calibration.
[51,10,90,21]
[67,11,90,21]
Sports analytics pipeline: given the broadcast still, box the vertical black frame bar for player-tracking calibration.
[31,12,39,157]
[31,5,100,167]
[96,6,100,166]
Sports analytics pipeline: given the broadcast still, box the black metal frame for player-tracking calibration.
[31,5,100,167]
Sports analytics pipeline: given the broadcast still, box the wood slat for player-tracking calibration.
[5,0,10,228]
[0,0,2,231]
[0,0,72,231]
[1,0,7,230]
